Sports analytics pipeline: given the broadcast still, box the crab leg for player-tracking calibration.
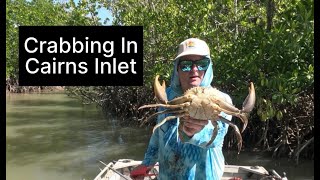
[209,82,255,132]
[153,114,187,133]
[167,96,193,105]
[206,120,219,147]
[140,109,186,127]
[212,83,255,114]
[211,104,248,133]
[139,102,190,110]
[219,117,242,154]
[212,98,242,114]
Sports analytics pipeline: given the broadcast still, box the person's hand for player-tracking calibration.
[180,116,209,137]
[130,164,152,180]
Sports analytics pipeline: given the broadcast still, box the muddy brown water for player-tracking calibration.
[6,93,314,180]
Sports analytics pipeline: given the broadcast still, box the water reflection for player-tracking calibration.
[6,93,151,180]
[224,150,314,180]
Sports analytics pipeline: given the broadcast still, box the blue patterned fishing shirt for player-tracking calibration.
[142,55,232,180]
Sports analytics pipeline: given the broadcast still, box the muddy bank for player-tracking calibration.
[6,77,65,93]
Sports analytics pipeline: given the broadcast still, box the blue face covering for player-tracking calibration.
[167,55,213,101]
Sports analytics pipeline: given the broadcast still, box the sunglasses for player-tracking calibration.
[178,58,210,72]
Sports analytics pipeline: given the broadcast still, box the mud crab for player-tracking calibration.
[139,75,256,153]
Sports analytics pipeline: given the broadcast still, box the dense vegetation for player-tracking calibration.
[6,0,313,163]
[6,0,102,92]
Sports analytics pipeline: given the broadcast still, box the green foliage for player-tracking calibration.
[7,0,313,156]
[100,0,314,156]
[64,0,103,25]
[108,0,240,86]
[215,0,313,122]
[6,0,102,79]
[6,0,66,78]
[108,0,313,123]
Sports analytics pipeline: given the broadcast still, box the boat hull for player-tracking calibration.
[94,159,279,180]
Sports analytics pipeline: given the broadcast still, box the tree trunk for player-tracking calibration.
[266,0,275,32]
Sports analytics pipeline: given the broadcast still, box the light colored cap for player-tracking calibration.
[175,38,210,60]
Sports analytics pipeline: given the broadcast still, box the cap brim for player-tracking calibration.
[175,49,208,60]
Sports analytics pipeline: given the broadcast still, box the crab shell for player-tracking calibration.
[139,75,256,153]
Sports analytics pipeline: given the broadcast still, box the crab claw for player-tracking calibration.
[238,113,248,133]
[154,75,168,104]
[237,82,255,133]
[241,82,256,113]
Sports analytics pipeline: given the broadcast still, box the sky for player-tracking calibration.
[24,0,113,25]
[73,0,113,25]
[96,7,113,25]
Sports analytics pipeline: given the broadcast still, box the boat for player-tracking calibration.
[94,159,288,180]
